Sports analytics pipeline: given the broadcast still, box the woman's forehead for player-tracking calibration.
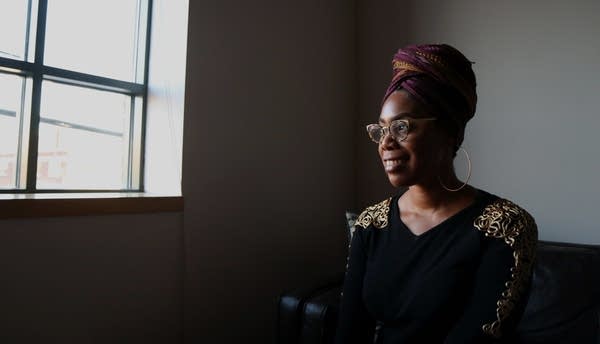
[379,91,427,123]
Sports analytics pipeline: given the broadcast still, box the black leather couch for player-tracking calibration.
[277,241,600,343]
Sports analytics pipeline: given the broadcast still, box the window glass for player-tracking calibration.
[41,81,129,134]
[44,0,142,81]
[37,81,131,189]
[0,73,26,189]
[0,0,30,60]
[0,0,151,192]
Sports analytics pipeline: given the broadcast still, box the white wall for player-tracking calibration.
[357,0,600,244]
[183,1,355,342]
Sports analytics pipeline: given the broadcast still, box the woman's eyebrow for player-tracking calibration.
[379,112,413,124]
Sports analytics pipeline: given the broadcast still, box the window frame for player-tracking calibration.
[0,192,183,218]
[0,0,154,194]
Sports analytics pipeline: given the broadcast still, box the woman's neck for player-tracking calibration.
[402,173,475,213]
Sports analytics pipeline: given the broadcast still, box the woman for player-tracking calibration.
[334,44,537,343]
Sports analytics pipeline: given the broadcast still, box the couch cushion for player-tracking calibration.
[516,242,600,343]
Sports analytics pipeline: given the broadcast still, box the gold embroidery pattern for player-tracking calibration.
[393,61,423,74]
[473,199,537,338]
[355,198,391,229]
[341,198,391,296]
[415,51,447,67]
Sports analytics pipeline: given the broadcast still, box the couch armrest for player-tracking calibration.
[277,274,344,344]
[300,284,342,344]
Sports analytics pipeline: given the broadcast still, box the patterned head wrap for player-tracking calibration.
[383,44,477,148]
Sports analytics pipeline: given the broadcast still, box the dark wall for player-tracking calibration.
[183,0,357,342]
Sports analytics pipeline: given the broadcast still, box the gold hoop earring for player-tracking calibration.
[438,147,472,192]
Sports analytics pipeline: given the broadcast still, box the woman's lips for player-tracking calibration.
[383,158,406,172]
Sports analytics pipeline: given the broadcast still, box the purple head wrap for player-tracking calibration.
[383,44,477,148]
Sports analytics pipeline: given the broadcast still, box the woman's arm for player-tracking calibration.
[334,228,376,344]
[445,199,538,344]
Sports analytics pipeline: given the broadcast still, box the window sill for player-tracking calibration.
[0,193,183,219]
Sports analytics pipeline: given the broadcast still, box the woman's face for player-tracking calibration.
[377,90,452,188]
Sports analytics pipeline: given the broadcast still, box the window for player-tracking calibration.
[0,0,151,192]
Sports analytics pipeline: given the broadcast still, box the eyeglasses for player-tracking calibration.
[366,117,436,144]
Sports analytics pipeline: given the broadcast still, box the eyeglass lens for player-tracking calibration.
[368,120,408,143]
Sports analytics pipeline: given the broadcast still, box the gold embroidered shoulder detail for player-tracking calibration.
[355,198,392,229]
[474,198,538,338]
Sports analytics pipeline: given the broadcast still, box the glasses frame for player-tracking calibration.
[366,117,437,144]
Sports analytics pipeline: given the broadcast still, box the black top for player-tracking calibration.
[335,190,538,344]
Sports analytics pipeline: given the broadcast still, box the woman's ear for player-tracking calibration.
[435,136,456,168]
[440,129,458,158]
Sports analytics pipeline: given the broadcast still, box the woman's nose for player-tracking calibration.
[380,129,398,150]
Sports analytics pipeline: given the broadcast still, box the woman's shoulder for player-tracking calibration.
[354,196,395,230]
[474,191,538,246]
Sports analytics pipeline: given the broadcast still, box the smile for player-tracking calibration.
[384,159,404,168]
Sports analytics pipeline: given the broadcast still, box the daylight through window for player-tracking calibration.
[0,0,151,192]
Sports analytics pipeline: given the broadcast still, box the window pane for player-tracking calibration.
[38,82,132,190]
[0,73,26,189]
[37,124,128,189]
[44,0,144,81]
[0,117,19,188]
[41,81,129,133]
[0,0,31,60]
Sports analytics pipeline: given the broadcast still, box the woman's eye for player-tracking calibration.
[393,122,408,131]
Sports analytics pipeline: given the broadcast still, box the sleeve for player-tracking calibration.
[444,200,538,344]
[334,228,376,344]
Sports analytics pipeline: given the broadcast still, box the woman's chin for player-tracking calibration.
[386,172,413,188]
